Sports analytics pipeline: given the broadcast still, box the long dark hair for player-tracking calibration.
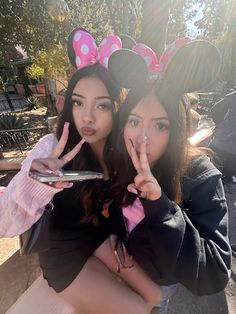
[111,81,204,205]
[56,63,120,223]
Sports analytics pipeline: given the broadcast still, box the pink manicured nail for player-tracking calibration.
[64,122,69,129]
[54,170,63,177]
[45,169,53,174]
[79,138,86,145]
[131,187,138,194]
[65,182,73,188]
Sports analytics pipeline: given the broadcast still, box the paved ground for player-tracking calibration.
[0,182,235,314]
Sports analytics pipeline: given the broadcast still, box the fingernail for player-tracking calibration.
[131,187,138,194]
[79,138,86,145]
[65,182,73,188]
[45,169,53,174]
[64,122,69,129]
[129,138,135,149]
[142,134,147,143]
[54,170,63,176]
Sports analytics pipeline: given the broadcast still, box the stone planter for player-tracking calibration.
[15,83,26,96]
[28,85,37,94]
[36,83,46,95]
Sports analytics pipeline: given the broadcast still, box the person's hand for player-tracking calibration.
[30,122,85,189]
[127,139,161,200]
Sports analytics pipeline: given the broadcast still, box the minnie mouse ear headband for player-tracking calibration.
[67,27,122,69]
[108,36,221,94]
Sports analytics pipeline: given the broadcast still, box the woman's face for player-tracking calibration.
[124,93,170,167]
[71,76,113,146]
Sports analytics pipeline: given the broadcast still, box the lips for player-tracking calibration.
[81,127,96,136]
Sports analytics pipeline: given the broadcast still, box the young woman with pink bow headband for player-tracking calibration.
[0,28,164,314]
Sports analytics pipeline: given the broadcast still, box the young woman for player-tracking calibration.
[97,38,232,313]
[0,29,163,314]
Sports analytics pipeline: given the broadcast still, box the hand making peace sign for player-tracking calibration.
[127,139,162,201]
[30,122,85,189]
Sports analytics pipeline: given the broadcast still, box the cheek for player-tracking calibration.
[101,113,113,135]
[148,132,170,166]
[154,132,170,156]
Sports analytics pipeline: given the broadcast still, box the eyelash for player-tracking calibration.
[72,100,82,107]
[72,100,112,111]
[154,122,170,131]
[127,118,169,131]
[127,118,140,127]
[97,103,112,111]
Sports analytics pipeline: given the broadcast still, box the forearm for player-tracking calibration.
[0,134,62,237]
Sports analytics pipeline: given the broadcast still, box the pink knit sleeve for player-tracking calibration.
[0,134,63,237]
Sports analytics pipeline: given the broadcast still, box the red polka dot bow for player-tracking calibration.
[70,29,122,69]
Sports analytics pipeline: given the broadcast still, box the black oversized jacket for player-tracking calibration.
[108,156,231,295]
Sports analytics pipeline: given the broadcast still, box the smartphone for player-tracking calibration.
[29,170,104,183]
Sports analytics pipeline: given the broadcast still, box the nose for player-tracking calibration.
[82,106,95,124]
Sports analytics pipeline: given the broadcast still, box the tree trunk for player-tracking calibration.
[105,0,118,34]
[122,1,129,34]
[140,0,172,56]
[44,78,57,116]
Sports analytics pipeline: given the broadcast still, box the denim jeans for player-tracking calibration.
[151,284,178,314]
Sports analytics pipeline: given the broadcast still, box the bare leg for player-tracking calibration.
[58,256,150,314]
[94,238,162,310]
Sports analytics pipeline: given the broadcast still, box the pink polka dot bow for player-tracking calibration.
[132,37,191,75]
[72,30,122,69]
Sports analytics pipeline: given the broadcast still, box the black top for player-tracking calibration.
[108,156,231,295]
[39,180,111,292]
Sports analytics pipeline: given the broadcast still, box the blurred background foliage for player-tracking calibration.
[0,0,235,86]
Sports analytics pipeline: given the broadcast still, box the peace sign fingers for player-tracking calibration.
[129,139,150,174]
[129,139,142,173]
[50,122,70,159]
[59,138,85,166]
[139,140,151,173]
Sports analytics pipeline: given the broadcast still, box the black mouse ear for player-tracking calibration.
[119,34,136,49]
[164,40,221,93]
[108,49,148,89]
[67,27,89,68]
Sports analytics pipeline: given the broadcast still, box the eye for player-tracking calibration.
[72,99,82,107]
[154,121,170,131]
[97,103,112,111]
[127,117,140,128]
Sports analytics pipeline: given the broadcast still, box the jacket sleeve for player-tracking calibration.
[0,134,63,237]
[127,174,231,295]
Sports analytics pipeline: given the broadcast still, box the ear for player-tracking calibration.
[119,34,136,49]
[164,40,221,93]
[108,49,148,89]
[67,27,90,68]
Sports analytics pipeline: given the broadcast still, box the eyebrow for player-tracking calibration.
[72,93,112,100]
[129,113,169,121]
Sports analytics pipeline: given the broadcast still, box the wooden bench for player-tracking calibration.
[6,275,76,314]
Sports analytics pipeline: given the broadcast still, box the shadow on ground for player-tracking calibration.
[0,251,41,314]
